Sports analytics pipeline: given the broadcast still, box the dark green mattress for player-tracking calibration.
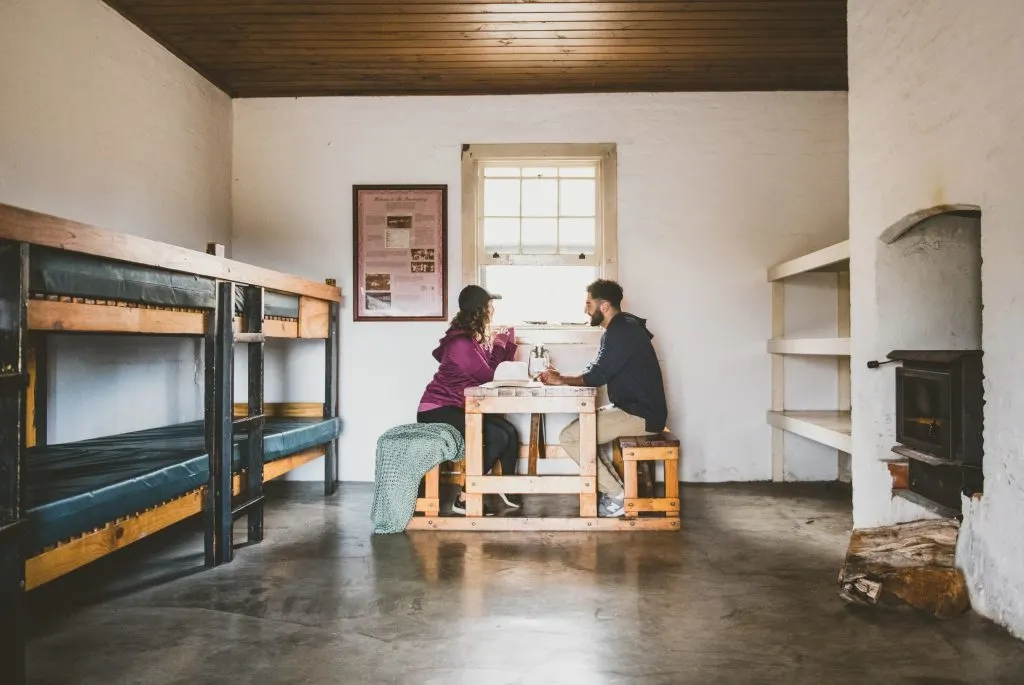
[25,417,341,554]
[29,245,300,318]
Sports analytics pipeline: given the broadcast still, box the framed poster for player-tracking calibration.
[352,184,448,322]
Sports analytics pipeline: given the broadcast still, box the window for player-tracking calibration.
[461,144,618,329]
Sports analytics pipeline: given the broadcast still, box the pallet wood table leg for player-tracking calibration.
[579,410,598,517]
[623,459,639,519]
[665,453,679,500]
[465,413,484,517]
[527,413,542,476]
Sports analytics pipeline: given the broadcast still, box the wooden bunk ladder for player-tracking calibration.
[0,240,28,685]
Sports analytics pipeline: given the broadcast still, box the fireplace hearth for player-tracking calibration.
[886,350,984,515]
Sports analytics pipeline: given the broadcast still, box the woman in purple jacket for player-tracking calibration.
[417,285,520,513]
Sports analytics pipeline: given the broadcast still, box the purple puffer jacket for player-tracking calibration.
[418,326,517,412]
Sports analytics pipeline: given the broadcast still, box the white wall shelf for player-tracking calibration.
[768,239,849,281]
[767,410,852,453]
[767,239,851,482]
[766,337,851,356]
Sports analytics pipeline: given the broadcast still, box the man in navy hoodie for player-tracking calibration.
[540,279,667,517]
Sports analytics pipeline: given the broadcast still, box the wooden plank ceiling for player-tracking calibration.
[102,0,848,98]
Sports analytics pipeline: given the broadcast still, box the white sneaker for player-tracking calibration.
[497,493,521,509]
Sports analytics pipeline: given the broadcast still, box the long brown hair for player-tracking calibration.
[450,305,490,343]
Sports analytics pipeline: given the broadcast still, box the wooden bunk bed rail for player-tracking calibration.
[29,298,207,335]
[25,445,327,591]
[0,202,341,303]
[233,402,324,418]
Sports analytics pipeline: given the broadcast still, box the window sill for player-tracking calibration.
[500,324,603,345]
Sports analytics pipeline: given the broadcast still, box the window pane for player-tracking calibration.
[559,167,597,178]
[521,218,558,254]
[484,167,520,177]
[521,167,558,178]
[483,265,598,325]
[559,218,596,254]
[560,179,596,216]
[521,179,558,217]
[484,179,520,217]
[483,218,519,253]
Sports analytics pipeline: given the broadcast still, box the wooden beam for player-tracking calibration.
[298,296,330,339]
[406,516,680,531]
[0,202,341,302]
[233,402,325,418]
[261,448,325,482]
[466,475,594,495]
[517,444,568,461]
[235,316,298,339]
[28,299,206,335]
[25,490,204,591]
[467,396,594,415]
[624,498,680,514]
[419,466,440,517]
[465,413,484,517]
[25,339,38,448]
[622,447,677,462]
[415,498,439,514]
[265,319,299,338]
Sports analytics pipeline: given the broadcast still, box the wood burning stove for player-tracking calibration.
[886,350,984,515]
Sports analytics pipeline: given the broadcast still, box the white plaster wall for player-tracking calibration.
[875,217,981,351]
[232,91,849,484]
[0,0,232,440]
[849,0,1024,638]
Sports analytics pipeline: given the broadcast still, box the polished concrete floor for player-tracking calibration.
[26,482,1024,684]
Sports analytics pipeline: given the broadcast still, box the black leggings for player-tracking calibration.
[417,406,519,477]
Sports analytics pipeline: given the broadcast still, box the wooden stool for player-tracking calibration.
[417,459,465,517]
[612,432,680,518]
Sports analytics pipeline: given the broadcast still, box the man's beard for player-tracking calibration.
[589,310,604,327]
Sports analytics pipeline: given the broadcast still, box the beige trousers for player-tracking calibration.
[559,405,655,498]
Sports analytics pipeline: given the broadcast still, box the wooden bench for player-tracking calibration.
[613,432,680,519]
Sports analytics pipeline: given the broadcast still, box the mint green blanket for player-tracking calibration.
[371,423,464,534]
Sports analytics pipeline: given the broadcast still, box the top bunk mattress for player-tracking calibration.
[29,245,301,317]
[24,416,341,553]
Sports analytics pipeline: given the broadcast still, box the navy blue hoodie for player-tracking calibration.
[582,313,667,432]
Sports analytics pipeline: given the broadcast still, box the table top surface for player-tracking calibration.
[465,385,597,398]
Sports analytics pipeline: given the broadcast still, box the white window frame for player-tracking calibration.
[460,143,618,341]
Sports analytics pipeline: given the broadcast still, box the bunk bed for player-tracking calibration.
[0,202,342,681]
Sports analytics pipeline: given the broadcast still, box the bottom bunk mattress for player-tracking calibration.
[24,417,341,554]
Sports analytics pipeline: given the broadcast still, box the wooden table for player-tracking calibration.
[408,385,678,531]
